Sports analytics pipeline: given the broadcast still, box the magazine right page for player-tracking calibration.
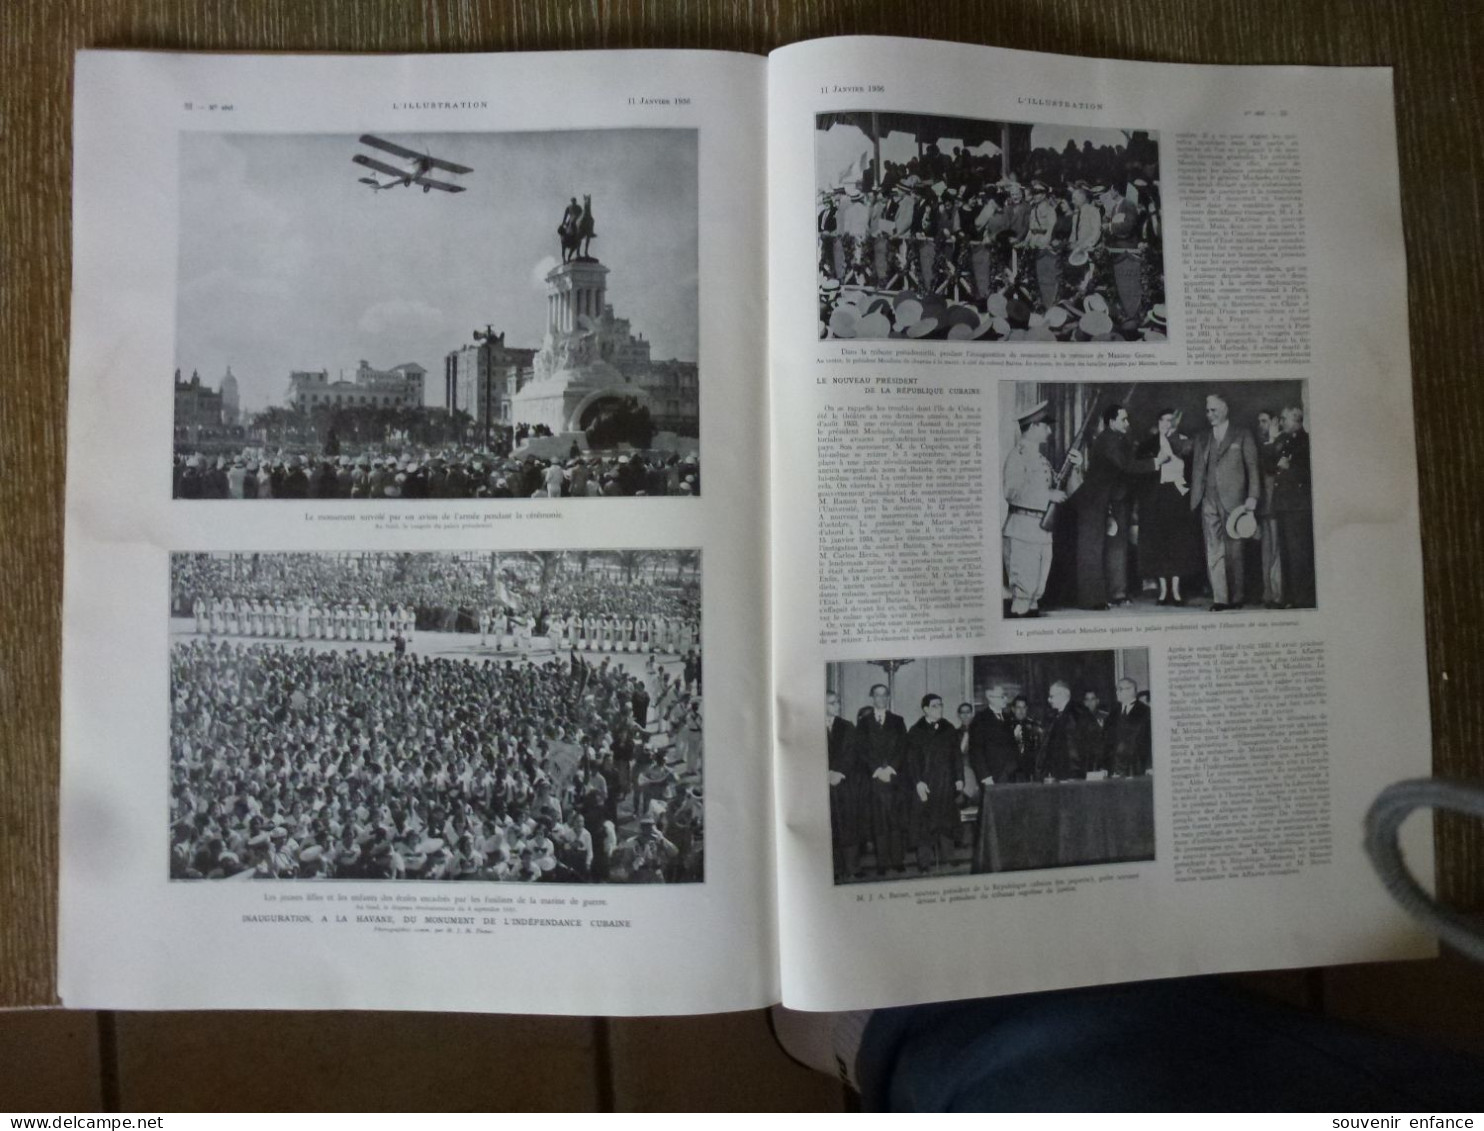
[766,36,1433,1011]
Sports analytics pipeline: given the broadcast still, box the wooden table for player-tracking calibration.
[2,0,1481,1111]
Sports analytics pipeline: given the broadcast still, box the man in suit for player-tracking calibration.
[1272,405,1315,609]
[1189,392,1260,611]
[826,691,864,882]
[969,684,1020,787]
[1103,677,1153,776]
[854,683,909,875]
[1074,403,1161,609]
[1040,680,1100,780]
[968,685,1023,874]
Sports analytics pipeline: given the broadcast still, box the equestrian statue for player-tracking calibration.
[558,195,596,262]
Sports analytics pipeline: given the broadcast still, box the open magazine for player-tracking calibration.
[60,38,1431,1015]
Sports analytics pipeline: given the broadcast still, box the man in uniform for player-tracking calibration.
[1003,401,1080,617]
[1256,408,1287,608]
[1082,690,1110,729]
[1272,405,1315,609]
[1009,694,1041,779]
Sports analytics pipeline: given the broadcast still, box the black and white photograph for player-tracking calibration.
[825,649,1153,885]
[816,111,1164,342]
[168,550,704,883]
[1000,380,1316,618]
[172,130,700,499]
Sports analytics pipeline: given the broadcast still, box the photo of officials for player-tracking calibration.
[816,111,1164,342]
[825,649,1153,884]
[999,380,1314,617]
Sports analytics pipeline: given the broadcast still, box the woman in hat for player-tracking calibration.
[1134,408,1203,605]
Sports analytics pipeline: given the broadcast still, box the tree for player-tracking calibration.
[249,405,309,448]
[614,550,649,585]
[524,551,565,606]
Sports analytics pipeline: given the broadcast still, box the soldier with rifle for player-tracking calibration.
[1002,401,1081,618]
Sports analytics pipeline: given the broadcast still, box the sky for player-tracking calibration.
[816,121,1142,193]
[176,129,698,413]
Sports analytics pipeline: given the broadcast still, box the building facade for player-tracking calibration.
[633,359,700,435]
[218,366,240,426]
[174,369,226,443]
[285,360,427,412]
[443,330,537,431]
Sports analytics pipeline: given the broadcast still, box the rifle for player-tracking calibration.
[1038,394,1101,533]
[1038,383,1139,532]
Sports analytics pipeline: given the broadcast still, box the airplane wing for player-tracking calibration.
[414,175,466,194]
[358,134,423,162]
[353,153,406,179]
[426,156,474,175]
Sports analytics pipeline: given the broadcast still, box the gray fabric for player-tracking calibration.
[1364,779,1484,963]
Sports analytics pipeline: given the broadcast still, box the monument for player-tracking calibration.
[510,198,655,443]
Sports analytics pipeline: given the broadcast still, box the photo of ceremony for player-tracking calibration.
[171,129,700,499]
[168,550,704,885]
[825,648,1154,884]
[816,110,1163,342]
[999,379,1315,618]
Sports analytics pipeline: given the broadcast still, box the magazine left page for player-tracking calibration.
[61,48,772,1015]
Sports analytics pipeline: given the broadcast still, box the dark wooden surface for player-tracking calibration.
[3,0,1481,1110]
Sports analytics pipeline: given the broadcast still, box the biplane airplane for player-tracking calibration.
[352,134,472,194]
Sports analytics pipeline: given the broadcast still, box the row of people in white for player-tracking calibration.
[479,609,700,654]
[191,596,414,643]
[191,593,701,655]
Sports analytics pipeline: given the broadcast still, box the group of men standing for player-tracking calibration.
[826,675,1151,882]
[1002,390,1314,616]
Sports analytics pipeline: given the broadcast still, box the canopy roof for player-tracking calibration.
[817,110,1007,148]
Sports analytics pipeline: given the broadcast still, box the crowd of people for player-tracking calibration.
[1003,393,1315,616]
[818,134,1163,342]
[169,641,704,884]
[170,553,703,654]
[827,676,1151,882]
[171,447,700,499]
